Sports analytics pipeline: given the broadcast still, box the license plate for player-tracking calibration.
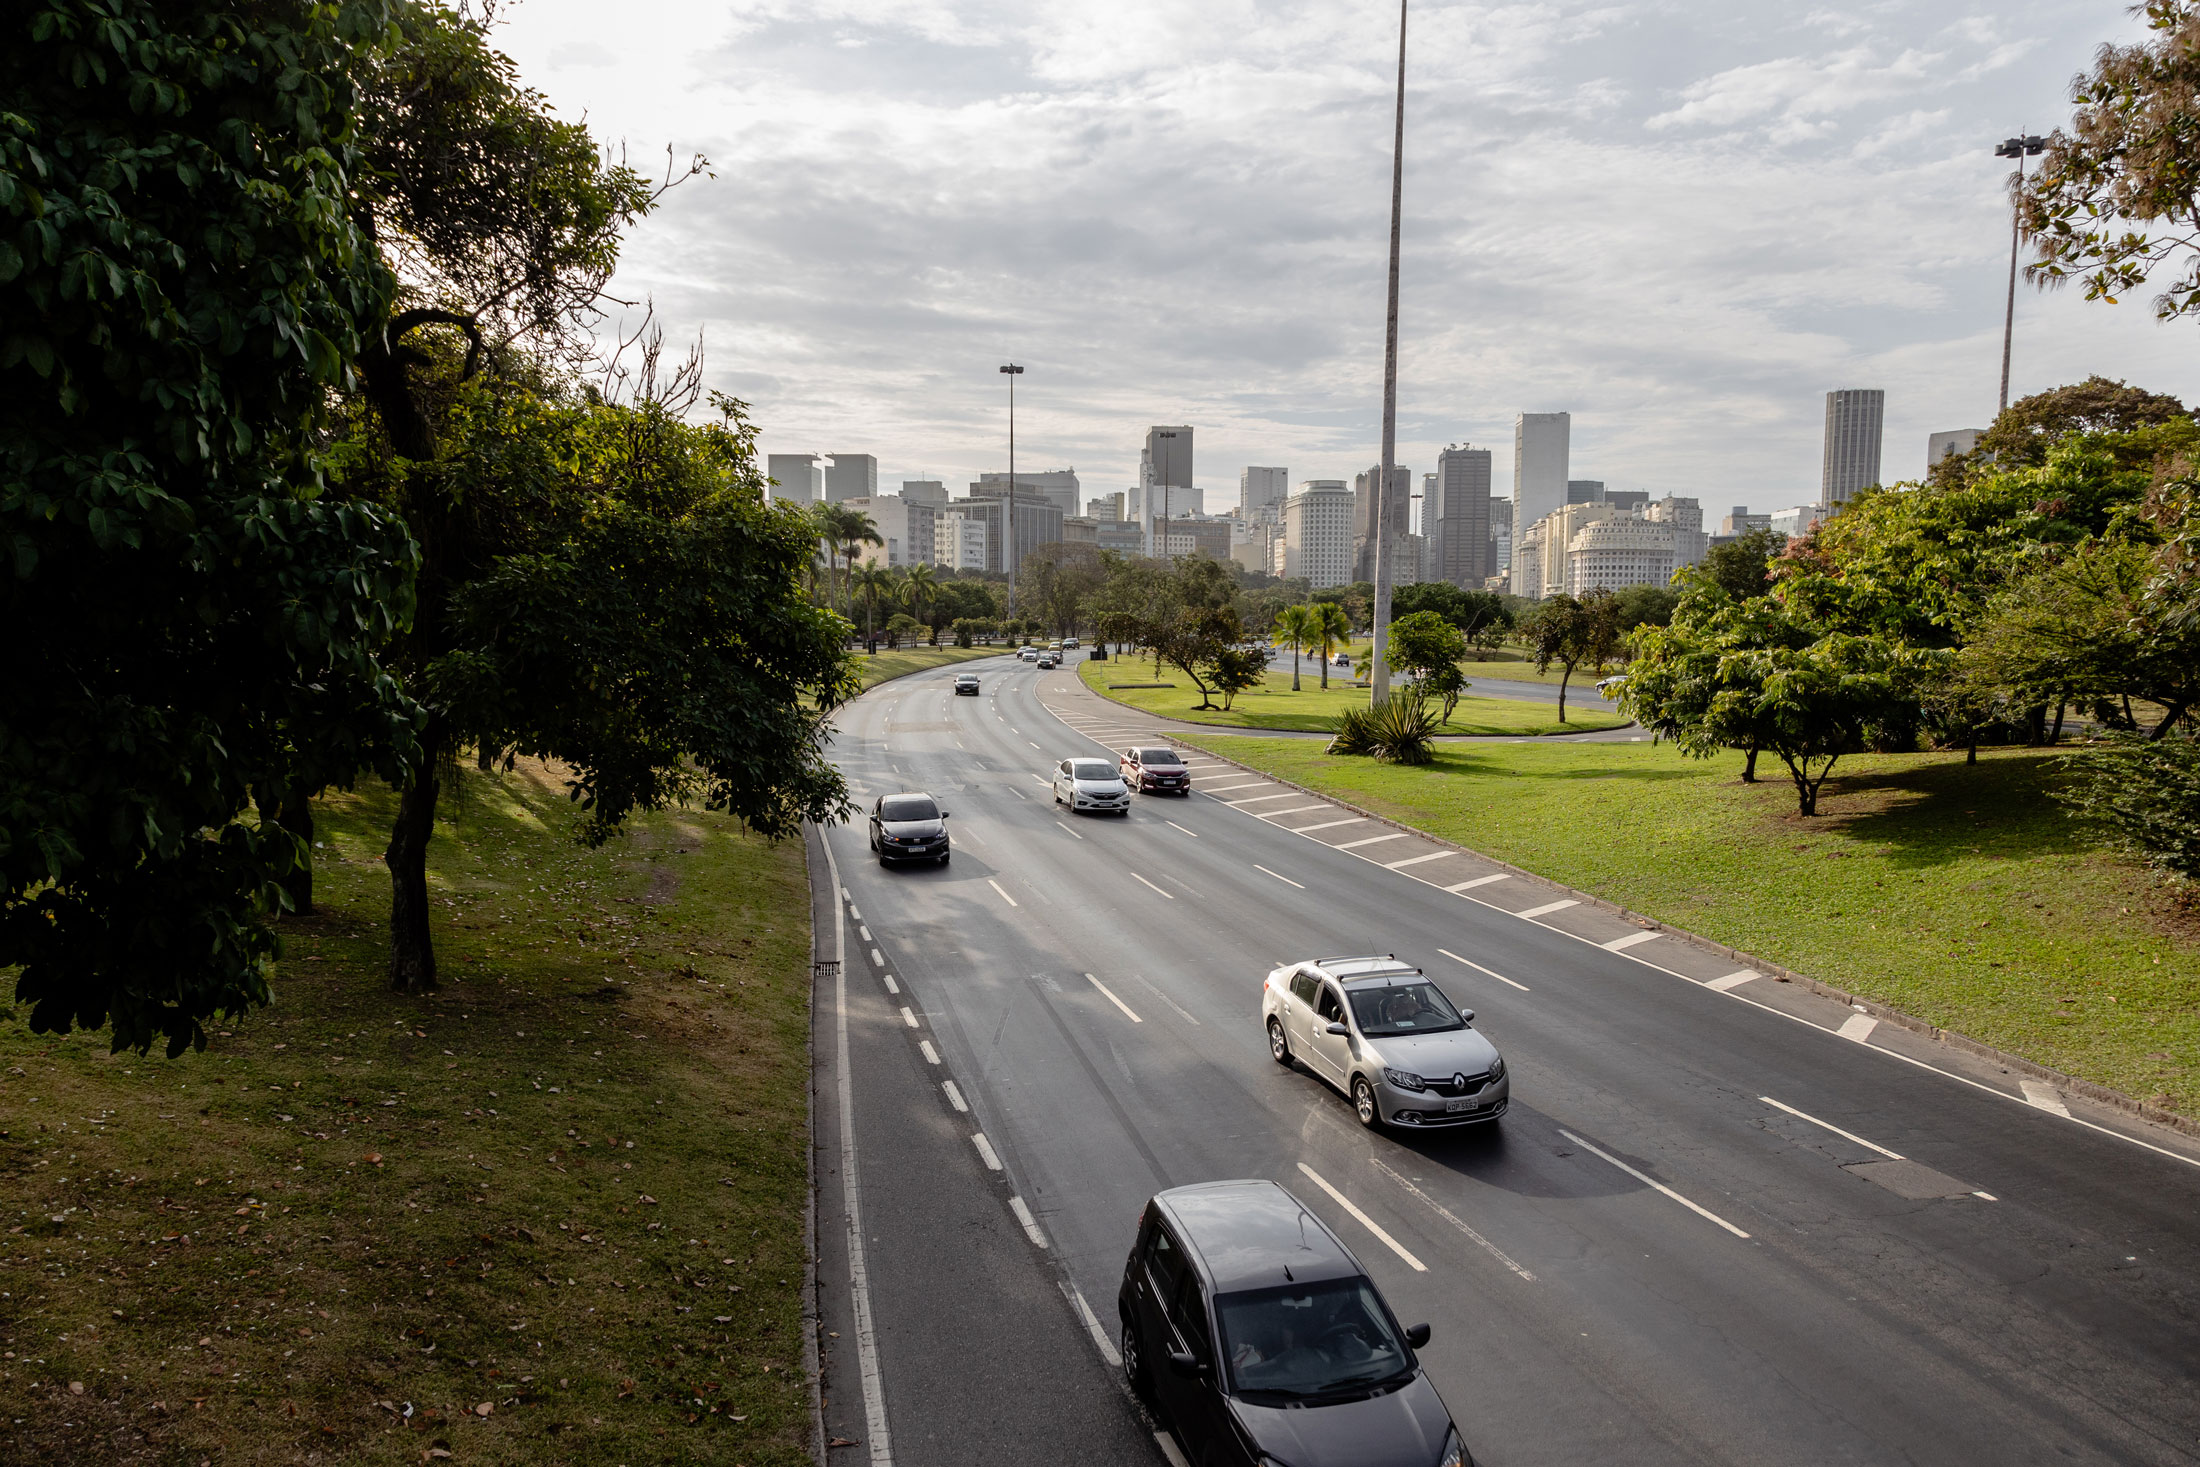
[1444,1097,1472,1113]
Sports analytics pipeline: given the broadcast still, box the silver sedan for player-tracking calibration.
[1053,757,1130,815]
[1261,956,1508,1129]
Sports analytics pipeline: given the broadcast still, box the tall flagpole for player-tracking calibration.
[1370,0,1407,704]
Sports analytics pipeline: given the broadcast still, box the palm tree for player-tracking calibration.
[810,503,881,617]
[851,563,898,652]
[1275,604,1317,692]
[1312,601,1352,691]
[901,561,939,643]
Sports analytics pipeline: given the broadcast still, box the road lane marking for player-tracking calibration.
[1062,1281,1124,1368]
[1131,872,1175,900]
[1370,1157,1535,1282]
[882,974,899,994]
[1028,741,1041,750]
[1973,1191,1999,1201]
[858,924,872,942]
[1008,1195,1050,1248]
[1385,851,1455,869]
[1335,832,1409,851]
[1295,1163,1427,1271]
[1514,899,1579,919]
[942,1080,969,1113]
[1445,874,1510,892]
[1759,1095,1903,1159]
[1558,1129,1751,1238]
[972,1133,1003,1170]
[871,948,885,967]
[900,1007,919,1028]
[918,1040,941,1065]
[988,878,1020,907]
[1085,973,1143,1022]
[1285,818,1364,834]
[1205,781,1270,794]
[1255,865,1304,889]
[1836,1013,1878,1042]
[1131,976,1201,1026]
[1262,804,1329,818]
[2020,1080,2071,1117]
[1153,1433,1192,1467]
[1602,930,1661,952]
[1225,793,1307,806]
[1704,970,1759,991]
[1165,820,1200,837]
[1054,821,1084,840]
[1440,948,1530,991]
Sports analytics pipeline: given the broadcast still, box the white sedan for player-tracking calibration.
[1052,757,1130,815]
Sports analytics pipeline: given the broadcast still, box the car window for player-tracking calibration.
[1069,760,1114,780]
[1144,1223,1189,1301]
[879,796,938,822]
[1288,971,1319,1006]
[1168,1269,1214,1360]
[1215,1278,1411,1402]
[1316,986,1344,1023]
[1347,981,1465,1036]
[1139,749,1182,765]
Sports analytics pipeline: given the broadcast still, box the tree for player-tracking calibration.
[1153,606,1249,709]
[850,563,897,653]
[1205,645,1271,711]
[933,576,1000,631]
[1698,528,1789,601]
[901,561,939,642]
[811,503,880,618]
[3,0,424,1055]
[1385,612,1470,723]
[1520,592,1621,721]
[2058,731,2200,878]
[1311,602,1353,691]
[1275,604,1317,691]
[1958,377,2190,478]
[1612,583,1681,633]
[1390,582,1513,657]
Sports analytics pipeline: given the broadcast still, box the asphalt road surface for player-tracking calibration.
[812,652,2200,1467]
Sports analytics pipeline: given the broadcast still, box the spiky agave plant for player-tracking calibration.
[1327,693,1438,763]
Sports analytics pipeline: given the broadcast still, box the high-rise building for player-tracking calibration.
[1428,444,1494,588]
[935,515,988,572]
[1088,493,1124,521]
[1645,495,1708,567]
[1514,501,1618,600]
[970,468,1081,517]
[944,495,1063,575]
[1240,466,1290,520]
[1721,508,1771,536]
[823,454,878,503]
[1821,390,1884,505]
[1154,517,1233,562]
[1604,490,1649,513]
[1513,412,1571,532]
[1491,497,1514,572]
[844,495,937,570]
[901,480,949,505]
[766,454,822,505]
[1928,428,1984,471]
[1565,518,1678,596]
[1139,427,1195,548]
[1352,463,1412,583]
[1566,479,1604,505]
[1283,481,1354,589]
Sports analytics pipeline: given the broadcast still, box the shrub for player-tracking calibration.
[2058,731,2200,879]
[1326,694,1438,764]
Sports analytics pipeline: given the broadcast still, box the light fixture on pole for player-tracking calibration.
[1370,0,1408,705]
[1000,363,1022,617]
[1994,133,2044,415]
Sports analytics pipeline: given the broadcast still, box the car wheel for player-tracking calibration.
[1267,1018,1292,1066]
[1122,1319,1152,1402]
[1352,1075,1383,1129]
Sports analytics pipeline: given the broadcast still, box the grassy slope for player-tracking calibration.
[1178,737,2198,1114]
[0,764,818,1465]
[1080,658,1629,735]
[855,645,1007,689]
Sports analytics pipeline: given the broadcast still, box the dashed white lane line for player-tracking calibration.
[1370,1156,1536,1282]
[1131,872,1175,900]
[1446,873,1510,892]
[883,974,900,994]
[1335,832,1410,851]
[900,1007,919,1029]
[1759,1095,1903,1159]
[988,878,1020,908]
[1296,1163,1427,1271]
[1028,741,1042,750]
[972,1133,1003,1170]
[1255,864,1305,889]
[871,948,885,967]
[1165,821,1200,838]
[942,1080,969,1113]
[919,1040,941,1065]
[1704,970,1759,991]
[1440,948,1530,991]
[1385,851,1456,870]
[1602,930,1661,952]
[1836,1013,1878,1043]
[858,924,872,942]
[1284,817,1363,834]
[1008,1195,1050,1249]
[1054,821,1084,840]
[1131,976,1202,1025]
[1062,1282,1124,1369]
[2020,1079,2071,1117]
[1514,899,1579,920]
[1558,1128,1751,1238]
[1085,973,1144,1022]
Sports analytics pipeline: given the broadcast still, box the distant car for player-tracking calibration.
[1330,651,1353,667]
[1118,1179,1468,1467]
[1020,647,1040,662]
[867,792,951,866]
[1121,746,1191,795]
[1261,955,1507,1130]
[1038,652,1060,669]
[1053,757,1129,815]
[1063,637,1080,649]
[954,673,980,695]
[1048,640,1064,651]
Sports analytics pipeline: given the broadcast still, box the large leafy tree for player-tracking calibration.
[1520,591,1621,722]
[2,0,423,1055]
[1384,611,1470,722]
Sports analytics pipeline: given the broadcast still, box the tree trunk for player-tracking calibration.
[2148,702,2188,741]
[1292,643,1302,692]
[1319,648,1330,691]
[386,719,447,994]
[1556,664,1571,723]
[1742,743,1760,783]
[1966,730,1977,765]
[2049,699,2066,744]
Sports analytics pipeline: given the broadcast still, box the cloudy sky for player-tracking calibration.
[495,0,2188,512]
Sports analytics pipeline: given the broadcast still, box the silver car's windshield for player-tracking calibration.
[1069,760,1115,780]
[1347,981,1465,1036]
[1216,1279,1412,1403]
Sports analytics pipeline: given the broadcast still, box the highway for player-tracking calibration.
[810,652,2200,1467]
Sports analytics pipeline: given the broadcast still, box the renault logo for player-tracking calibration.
[1452,1073,1468,1089]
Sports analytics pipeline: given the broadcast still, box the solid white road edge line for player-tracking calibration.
[1152,1431,1193,1467]
[1061,1281,1124,1368]
[822,835,894,1466]
[1369,1157,1535,1281]
[987,878,1020,908]
[1255,864,1305,889]
[1758,1095,1903,1159]
[1296,1163,1427,1271]
[1439,948,1530,991]
[1085,973,1144,1022]
[1008,1195,1050,1248]
[1131,872,1175,900]
[972,1133,1003,1170]
[1558,1128,1751,1238]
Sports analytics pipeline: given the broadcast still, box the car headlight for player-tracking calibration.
[1438,1428,1470,1467]
[1383,1068,1426,1092]
[1487,1056,1506,1082]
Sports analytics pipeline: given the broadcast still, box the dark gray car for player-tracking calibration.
[866,792,950,866]
[1119,1179,1471,1467]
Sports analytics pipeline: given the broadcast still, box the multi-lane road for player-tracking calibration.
[810,652,2200,1467]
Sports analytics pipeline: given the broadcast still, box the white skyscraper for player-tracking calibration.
[1240,466,1289,520]
[1282,481,1354,589]
[1512,412,1571,534]
[766,454,823,505]
[822,453,878,503]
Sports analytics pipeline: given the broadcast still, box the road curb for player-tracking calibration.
[1177,735,2200,1146]
[801,824,829,1466]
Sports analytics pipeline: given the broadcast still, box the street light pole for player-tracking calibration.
[1370,0,1407,705]
[1995,133,2044,415]
[1000,363,1022,618]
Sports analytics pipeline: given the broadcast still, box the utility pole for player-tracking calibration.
[1370,0,1407,704]
[1995,133,2044,415]
[1000,363,1022,618]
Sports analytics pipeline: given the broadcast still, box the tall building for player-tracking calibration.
[1352,463,1412,583]
[1721,508,1771,535]
[935,515,988,572]
[1513,501,1617,600]
[901,480,949,505]
[1088,493,1124,521]
[766,454,822,505]
[1928,428,1984,470]
[943,495,1063,575]
[1565,517,1678,595]
[1240,466,1290,520]
[844,495,937,570]
[1604,490,1649,513]
[1138,427,1195,547]
[823,453,878,503]
[970,468,1081,517]
[1283,481,1354,589]
[1821,390,1884,505]
[1154,517,1233,562]
[1513,412,1571,532]
[1566,479,1604,505]
[1428,444,1494,587]
[1645,495,1708,567]
[1491,497,1514,573]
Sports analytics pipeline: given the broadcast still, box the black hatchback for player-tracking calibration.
[866,792,950,866]
[1118,1180,1469,1467]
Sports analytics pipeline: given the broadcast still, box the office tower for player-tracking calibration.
[1509,517,1542,598]
[1719,508,1772,535]
[1604,489,1649,512]
[1139,427,1195,547]
[1928,428,1984,470]
[1240,466,1290,520]
[1283,481,1354,589]
[1096,519,1145,555]
[842,495,937,570]
[1566,518,1679,595]
[944,496,1063,575]
[1513,412,1571,531]
[1154,518,1233,561]
[970,468,1081,516]
[766,454,822,505]
[1088,493,1124,521]
[1352,463,1412,583]
[1428,444,1494,587]
[901,480,949,505]
[935,515,988,572]
[1566,479,1604,505]
[1821,390,1884,505]
[1491,497,1513,573]
[823,453,878,503]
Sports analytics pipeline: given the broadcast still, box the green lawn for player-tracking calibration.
[1177,736,2199,1116]
[856,644,1009,689]
[0,764,819,1464]
[1080,658,1630,735]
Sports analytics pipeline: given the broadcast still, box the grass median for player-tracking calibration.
[0,762,818,1465]
[1176,736,2198,1116]
[854,644,1008,690]
[1080,658,1629,735]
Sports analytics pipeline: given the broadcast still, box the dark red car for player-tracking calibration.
[1121,746,1191,795]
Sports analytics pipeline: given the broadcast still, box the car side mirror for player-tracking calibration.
[940,811,951,819]
[1325,1021,1350,1037]
[1165,1348,1200,1378]
[1459,1010,1474,1023]
[1406,1322,1431,1349]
